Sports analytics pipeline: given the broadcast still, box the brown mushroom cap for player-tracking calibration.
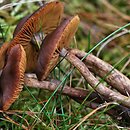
[36,15,80,80]
[0,42,10,69]
[9,1,64,72]
[0,44,26,110]
[13,1,63,37]
[13,14,31,37]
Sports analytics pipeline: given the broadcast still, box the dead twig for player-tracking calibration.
[71,49,130,96]
[70,102,117,130]
[60,48,130,108]
[24,74,130,123]
[24,76,103,102]
[3,113,28,130]
[100,0,130,21]
[96,30,129,57]
[120,58,130,72]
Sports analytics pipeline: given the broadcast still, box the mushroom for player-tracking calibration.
[9,1,64,72]
[36,15,80,80]
[0,44,26,110]
[13,14,31,37]
[0,42,10,69]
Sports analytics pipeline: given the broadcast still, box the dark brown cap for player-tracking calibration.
[13,1,63,36]
[36,15,80,80]
[0,44,26,110]
[9,1,64,72]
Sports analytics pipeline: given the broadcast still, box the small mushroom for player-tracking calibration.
[36,15,80,80]
[9,1,64,72]
[0,44,26,110]
[0,42,10,69]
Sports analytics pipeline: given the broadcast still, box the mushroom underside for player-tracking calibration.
[0,44,26,110]
[9,1,64,73]
[36,16,80,80]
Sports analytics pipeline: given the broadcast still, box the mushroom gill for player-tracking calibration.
[9,1,64,72]
[0,44,26,110]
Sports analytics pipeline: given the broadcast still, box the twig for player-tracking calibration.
[3,113,28,130]
[24,76,103,102]
[0,0,45,10]
[120,58,130,72]
[71,49,130,96]
[96,30,129,57]
[24,75,130,123]
[70,102,117,130]
[100,0,130,21]
[60,48,130,108]
[74,98,130,124]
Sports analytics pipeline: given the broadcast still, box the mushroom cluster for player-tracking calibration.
[0,1,80,110]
